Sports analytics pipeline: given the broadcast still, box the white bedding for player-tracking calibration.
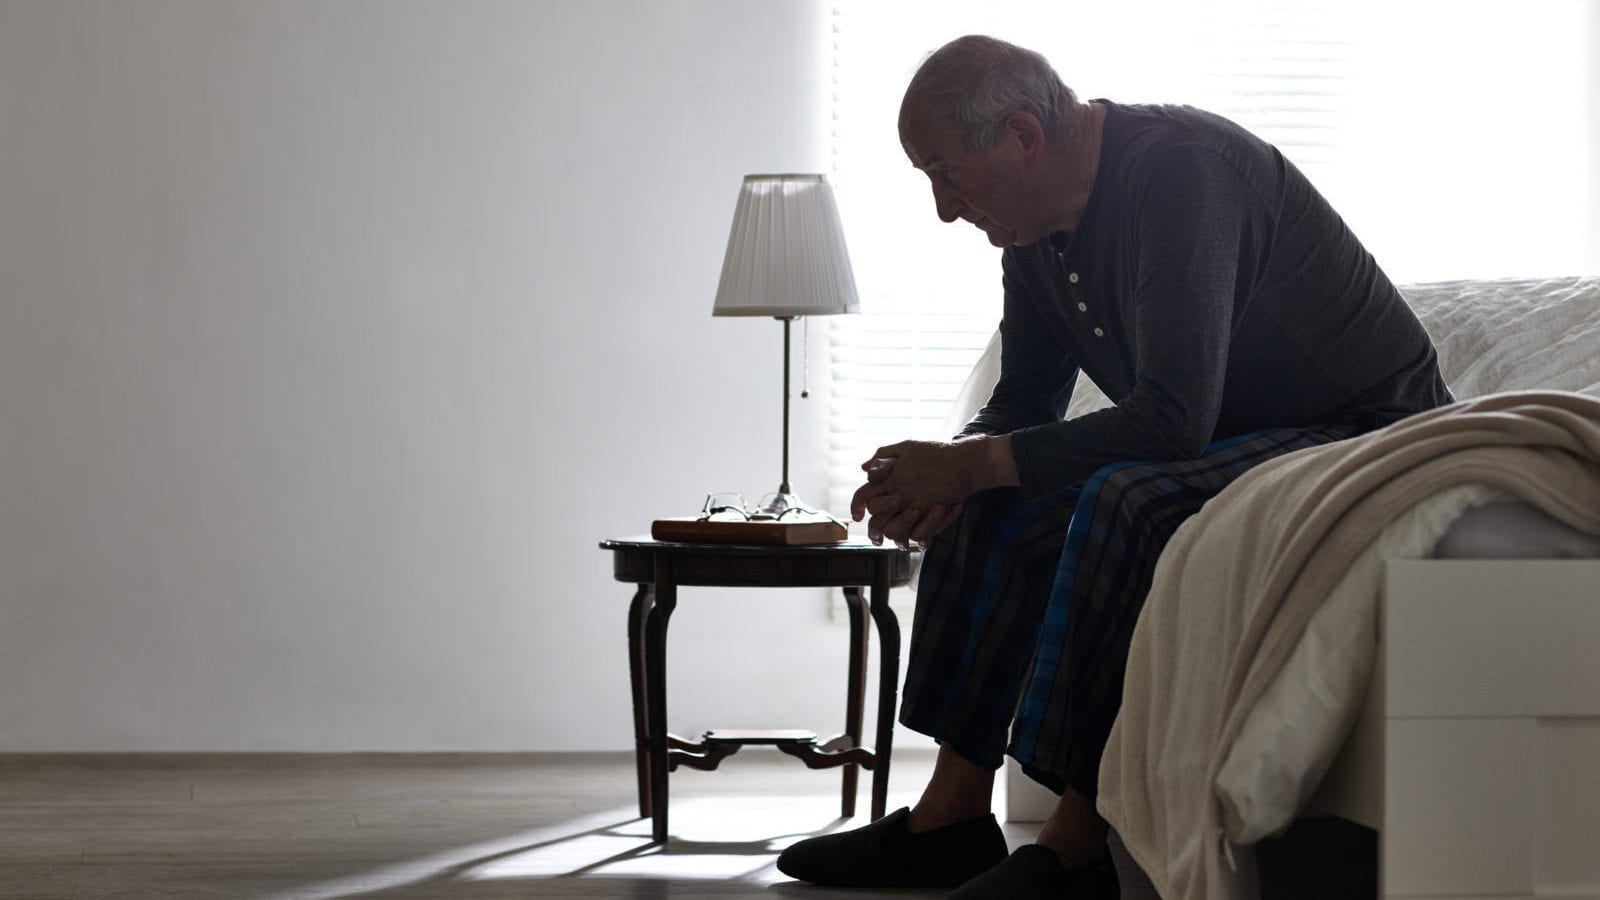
[1404,276,1600,399]
[1100,391,1600,900]
[1215,277,1600,844]
[1432,496,1600,559]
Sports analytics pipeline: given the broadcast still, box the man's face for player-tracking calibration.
[902,114,1037,247]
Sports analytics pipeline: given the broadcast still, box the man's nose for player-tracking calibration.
[932,183,961,223]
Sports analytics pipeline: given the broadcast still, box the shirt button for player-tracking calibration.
[1068,272,1080,283]
[1093,327,1105,337]
[1077,302,1087,312]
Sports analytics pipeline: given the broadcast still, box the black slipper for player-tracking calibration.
[775,807,1009,888]
[948,844,1120,899]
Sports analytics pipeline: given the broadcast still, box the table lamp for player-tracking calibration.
[712,173,859,519]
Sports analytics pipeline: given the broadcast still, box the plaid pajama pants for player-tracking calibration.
[899,420,1363,799]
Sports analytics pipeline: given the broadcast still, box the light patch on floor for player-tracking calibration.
[255,792,876,898]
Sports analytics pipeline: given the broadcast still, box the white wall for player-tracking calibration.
[0,0,923,752]
[8,1,1597,755]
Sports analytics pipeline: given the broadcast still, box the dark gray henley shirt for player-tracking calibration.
[960,101,1453,496]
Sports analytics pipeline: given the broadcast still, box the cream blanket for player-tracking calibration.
[1097,390,1600,900]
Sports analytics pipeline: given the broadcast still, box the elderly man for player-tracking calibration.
[775,35,1451,899]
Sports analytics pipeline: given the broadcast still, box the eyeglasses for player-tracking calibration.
[698,492,843,525]
[700,492,753,521]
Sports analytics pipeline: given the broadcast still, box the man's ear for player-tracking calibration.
[1005,111,1047,162]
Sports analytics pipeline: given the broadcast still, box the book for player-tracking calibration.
[651,515,849,546]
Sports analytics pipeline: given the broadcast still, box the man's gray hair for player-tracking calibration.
[900,35,1079,152]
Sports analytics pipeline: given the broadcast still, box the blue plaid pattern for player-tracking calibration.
[899,420,1362,797]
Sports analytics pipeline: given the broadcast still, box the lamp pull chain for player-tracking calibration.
[801,316,810,399]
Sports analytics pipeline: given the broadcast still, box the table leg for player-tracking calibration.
[841,586,869,818]
[868,563,900,822]
[646,556,678,843]
[626,584,654,819]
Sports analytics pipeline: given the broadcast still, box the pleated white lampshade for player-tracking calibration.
[712,174,859,317]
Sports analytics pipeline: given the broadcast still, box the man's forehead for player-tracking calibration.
[901,117,958,170]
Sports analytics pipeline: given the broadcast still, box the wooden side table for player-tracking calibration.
[600,536,914,843]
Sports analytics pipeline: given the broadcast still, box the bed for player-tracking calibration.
[950,276,1600,898]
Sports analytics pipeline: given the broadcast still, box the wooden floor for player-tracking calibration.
[1,750,1378,898]
[1,749,1035,899]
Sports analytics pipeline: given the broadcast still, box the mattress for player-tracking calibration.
[1432,498,1600,559]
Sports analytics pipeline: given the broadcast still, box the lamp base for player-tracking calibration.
[753,489,815,520]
